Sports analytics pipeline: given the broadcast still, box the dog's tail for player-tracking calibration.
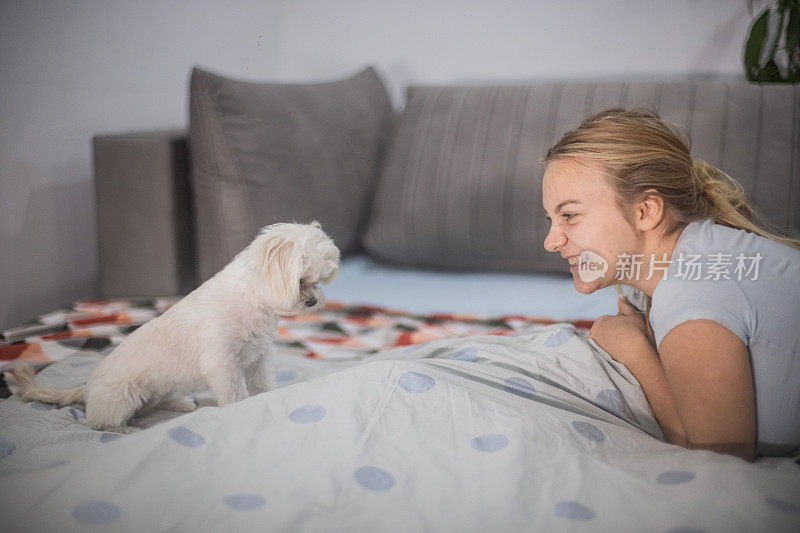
[13,363,86,406]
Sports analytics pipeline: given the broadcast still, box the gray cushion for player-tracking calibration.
[189,66,395,282]
[362,82,799,273]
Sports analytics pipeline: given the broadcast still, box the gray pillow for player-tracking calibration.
[189,66,395,282]
[362,82,800,273]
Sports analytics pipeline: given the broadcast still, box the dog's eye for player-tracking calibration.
[300,279,318,290]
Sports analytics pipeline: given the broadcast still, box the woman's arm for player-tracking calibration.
[591,297,756,461]
[610,335,689,447]
[658,320,756,461]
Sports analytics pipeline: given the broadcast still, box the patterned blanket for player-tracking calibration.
[0,298,594,395]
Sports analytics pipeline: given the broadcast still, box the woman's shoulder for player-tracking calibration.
[650,219,800,347]
[685,219,800,258]
[667,219,799,290]
[649,274,752,348]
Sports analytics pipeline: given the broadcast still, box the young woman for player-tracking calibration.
[540,108,800,461]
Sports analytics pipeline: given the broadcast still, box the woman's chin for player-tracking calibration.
[571,272,606,294]
[573,281,598,294]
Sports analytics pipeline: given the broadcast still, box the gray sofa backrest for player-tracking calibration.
[93,80,799,297]
[363,81,800,273]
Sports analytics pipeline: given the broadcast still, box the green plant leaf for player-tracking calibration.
[757,59,784,81]
[745,8,771,80]
[786,4,800,54]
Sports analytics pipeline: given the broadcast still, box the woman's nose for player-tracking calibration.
[544,225,566,252]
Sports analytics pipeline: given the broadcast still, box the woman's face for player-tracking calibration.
[541,159,640,294]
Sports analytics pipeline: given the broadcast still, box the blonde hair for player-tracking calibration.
[542,107,800,250]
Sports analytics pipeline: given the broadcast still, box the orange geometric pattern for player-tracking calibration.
[1,298,595,372]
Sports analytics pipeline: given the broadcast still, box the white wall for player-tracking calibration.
[0,0,751,330]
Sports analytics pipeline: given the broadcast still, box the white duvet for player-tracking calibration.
[1,324,798,532]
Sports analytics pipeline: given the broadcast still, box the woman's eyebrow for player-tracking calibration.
[544,199,582,215]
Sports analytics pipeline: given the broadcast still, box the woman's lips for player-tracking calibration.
[567,255,580,271]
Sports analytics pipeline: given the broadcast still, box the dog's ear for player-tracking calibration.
[254,232,303,310]
[319,267,338,285]
[318,254,339,285]
[310,220,321,229]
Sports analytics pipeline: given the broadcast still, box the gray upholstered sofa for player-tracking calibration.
[2,68,798,532]
[93,66,799,298]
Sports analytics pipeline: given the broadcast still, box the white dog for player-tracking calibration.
[15,222,340,433]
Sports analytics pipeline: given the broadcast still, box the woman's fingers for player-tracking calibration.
[617,295,638,315]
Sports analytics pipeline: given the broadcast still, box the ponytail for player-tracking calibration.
[693,159,800,250]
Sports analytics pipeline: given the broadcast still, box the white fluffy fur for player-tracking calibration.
[14,221,340,433]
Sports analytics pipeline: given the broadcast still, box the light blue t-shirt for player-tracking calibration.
[643,219,800,456]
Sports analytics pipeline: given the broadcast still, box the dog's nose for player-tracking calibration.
[305,296,317,307]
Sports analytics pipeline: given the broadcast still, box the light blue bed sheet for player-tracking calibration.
[325,256,620,319]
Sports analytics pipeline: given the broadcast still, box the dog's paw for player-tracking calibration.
[103,425,139,435]
[158,396,197,413]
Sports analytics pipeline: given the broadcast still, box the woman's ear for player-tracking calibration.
[634,189,665,231]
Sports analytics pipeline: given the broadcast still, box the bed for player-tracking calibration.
[1,67,798,532]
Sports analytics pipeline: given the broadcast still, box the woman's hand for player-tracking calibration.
[590,296,655,368]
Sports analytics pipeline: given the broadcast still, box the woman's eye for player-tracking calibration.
[545,213,577,223]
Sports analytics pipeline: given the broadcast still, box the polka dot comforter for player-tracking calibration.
[1,301,799,531]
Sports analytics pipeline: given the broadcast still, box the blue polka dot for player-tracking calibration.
[0,437,16,460]
[554,501,595,521]
[452,347,477,362]
[354,466,395,491]
[100,433,121,443]
[545,328,574,347]
[572,420,605,442]
[398,372,435,393]
[470,434,509,452]
[504,377,536,399]
[72,501,120,524]
[595,389,627,419]
[30,402,58,411]
[168,426,205,447]
[223,494,266,510]
[275,370,298,382]
[70,408,86,421]
[657,471,695,485]
[766,497,800,515]
[289,404,327,424]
